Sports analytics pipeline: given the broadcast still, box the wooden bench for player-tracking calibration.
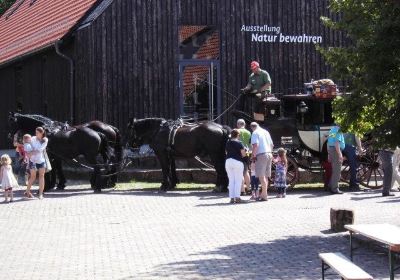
[319,252,373,280]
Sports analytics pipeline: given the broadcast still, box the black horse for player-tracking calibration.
[127,118,230,191]
[8,112,121,191]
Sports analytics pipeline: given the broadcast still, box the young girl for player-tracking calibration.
[0,154,19,203]
[274,148,288,198]
[250,160,260,200]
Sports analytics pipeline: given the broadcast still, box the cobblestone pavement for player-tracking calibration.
[0,183,399,280]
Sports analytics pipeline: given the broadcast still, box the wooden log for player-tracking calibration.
[330,208,354,232]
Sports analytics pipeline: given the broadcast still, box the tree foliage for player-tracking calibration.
[318,0,400,148]
[0,0,16,16]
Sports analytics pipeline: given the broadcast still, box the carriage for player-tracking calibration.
[233,90,383,190]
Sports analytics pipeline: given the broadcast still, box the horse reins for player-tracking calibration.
[46,149,133,177]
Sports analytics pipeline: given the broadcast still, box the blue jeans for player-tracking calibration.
[28,161,46,170]
[343,145,358,186]
[277,187,286,194]
[250,176,259,191]
[13,152,27,181]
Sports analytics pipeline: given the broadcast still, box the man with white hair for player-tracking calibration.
[236,119,251,193]
[250,122,274,201]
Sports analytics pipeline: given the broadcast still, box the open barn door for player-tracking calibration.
[178,60,221,121]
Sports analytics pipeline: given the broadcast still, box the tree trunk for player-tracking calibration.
[330,208,354,232]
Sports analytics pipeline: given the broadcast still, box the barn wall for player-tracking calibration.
[0,50,70,148]
[0,0,346,148]
[0,67,15,148]
[73,0,179,132]
[73,0,345,129]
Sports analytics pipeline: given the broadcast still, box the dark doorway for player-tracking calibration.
[178,26,221,121]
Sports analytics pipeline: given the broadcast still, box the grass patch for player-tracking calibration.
[116,180,215,191]
[115,181,349,192]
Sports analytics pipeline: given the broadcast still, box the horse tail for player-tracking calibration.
[111,126,123,162]
[98,132,113,162]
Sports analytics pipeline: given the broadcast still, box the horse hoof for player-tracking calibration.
[212,185,226,193]
[44,185,55,192]
[158,186,168,193]
[107,181,116,189]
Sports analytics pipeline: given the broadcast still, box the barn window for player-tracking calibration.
[179,26,220,60]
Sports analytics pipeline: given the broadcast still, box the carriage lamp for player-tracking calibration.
[297,101,309,126]
[298,101,309,114]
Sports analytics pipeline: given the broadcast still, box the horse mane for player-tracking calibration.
[14,113,66,133]
[15,113,54,126]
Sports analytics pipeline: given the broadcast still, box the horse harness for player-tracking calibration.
[160,119,216,170]
[161,119,183,153]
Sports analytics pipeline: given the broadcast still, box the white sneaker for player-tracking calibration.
[39,194,44,200]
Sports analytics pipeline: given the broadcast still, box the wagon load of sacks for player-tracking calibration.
[304,79,338,98]
[311,79,338,98]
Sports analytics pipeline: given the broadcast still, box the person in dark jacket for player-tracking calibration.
[225,129,247,203]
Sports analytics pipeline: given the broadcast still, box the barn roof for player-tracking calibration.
[0,0,99,66]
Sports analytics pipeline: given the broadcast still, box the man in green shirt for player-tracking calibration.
[237,119,251,193]
[237,119,251,149]
[241,61,272,121]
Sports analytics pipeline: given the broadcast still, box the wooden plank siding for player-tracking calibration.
[73,0,180,133]
[0,50,70,147]
[0,0,345,147]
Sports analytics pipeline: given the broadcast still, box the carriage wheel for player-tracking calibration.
[357,152,383,189]
[269,156,299,191]
[341,152,383,189]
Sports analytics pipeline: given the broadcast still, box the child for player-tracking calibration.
[274,148,288,198]
[22,134,33,184]
[23,134,33,156]
[0,154,18,203]
[249,160,259,200]
[13,133,26,184]
[22,134,35,198]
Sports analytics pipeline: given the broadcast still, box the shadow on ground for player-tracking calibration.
[127,235,392,280]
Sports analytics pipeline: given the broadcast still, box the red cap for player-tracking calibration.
[250,61,260,70]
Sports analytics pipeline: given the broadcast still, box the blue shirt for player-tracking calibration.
[327,126,345,150]
[251,127,273,154]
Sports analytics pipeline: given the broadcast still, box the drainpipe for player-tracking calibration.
[55,40,74,124]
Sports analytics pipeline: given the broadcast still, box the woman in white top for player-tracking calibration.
[25,127,48,199]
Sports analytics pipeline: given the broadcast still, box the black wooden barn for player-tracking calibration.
[0,0,345,148]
